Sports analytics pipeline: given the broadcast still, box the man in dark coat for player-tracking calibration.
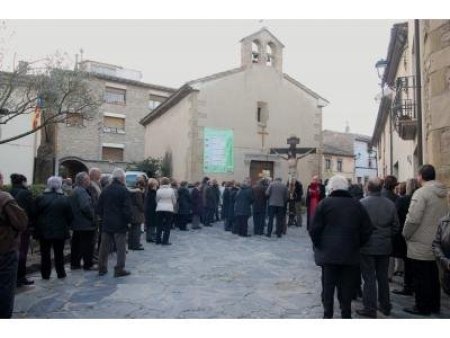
[177,181,192,231]
[234,179,254,237]
[205,181,217,226]
[0,171,28,319]
[9,173,35,287]
[228,182,240,234]
[191,182,203,229]
[356,177,400,318]
[222,182,231,230]
[70,171,96,271]
[309,175,373,319]
[252,178,267,235]
[97,168,132,277]
[35,176,72,280]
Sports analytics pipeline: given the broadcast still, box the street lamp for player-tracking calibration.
[375,59,388,80]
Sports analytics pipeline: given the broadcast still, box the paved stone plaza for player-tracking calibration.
[13,219,450,319]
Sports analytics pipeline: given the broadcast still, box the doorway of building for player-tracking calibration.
[249,160,274,185]
[59,159,89,180]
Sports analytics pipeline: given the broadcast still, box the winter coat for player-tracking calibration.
[191,187,203,216]
[35,189,72,240]
[0,191,28,254]
[393,194,412,258]
[252,183,267,213]
[144,189,157,227]
[156,185,177,213]
[97,180,132,233]
[309,190,373,266]
[129,188,145,224]
[266,181,288,207]
[222,187,231,219]
[70,186,96,231]
[403,180,448,261]
[234,185,254,216]
[381,188,398,204]
[178,187,192,215]
[205,185,218,209]
[360,192,400,256]
[227,187,239,220]
[10,185,35,228]
[432,213,450,295]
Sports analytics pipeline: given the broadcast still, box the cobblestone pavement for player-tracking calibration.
[13,218,450,319]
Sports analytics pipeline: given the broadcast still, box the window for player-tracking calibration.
[325,159,331,170]
[104,87,126,105]
[337,159,343,172]
[266,42,276,66]
[102,146,124,161]
[357,177,362,184]
[103,115,125,134]
[364,176,369,184]
[148,95,166,110]
[256,102,268,125]
[65,112,84,127]
[368,158,373,168]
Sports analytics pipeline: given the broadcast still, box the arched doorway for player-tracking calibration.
[59,158,88,180]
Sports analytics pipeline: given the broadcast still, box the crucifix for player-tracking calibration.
[257,125,269,149]
[274,135,315,179]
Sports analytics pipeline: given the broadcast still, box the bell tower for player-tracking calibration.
[240,27,284,73]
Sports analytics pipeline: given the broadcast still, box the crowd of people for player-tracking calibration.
[310,164,450,318]
[1,164,449,320]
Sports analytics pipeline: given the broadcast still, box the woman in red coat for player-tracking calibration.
[306,175,325,231]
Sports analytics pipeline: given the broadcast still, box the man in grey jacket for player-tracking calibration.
[70,171,96,271]
[356,177,400,318]
[266,178,288,238]
[403,164,448,316]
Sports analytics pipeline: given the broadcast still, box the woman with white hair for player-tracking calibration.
[309,175,373,319]
[35,176,73,280]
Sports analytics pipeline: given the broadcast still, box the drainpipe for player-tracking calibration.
[414,19,424,166]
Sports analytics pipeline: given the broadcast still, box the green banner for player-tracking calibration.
[203,128,234,173]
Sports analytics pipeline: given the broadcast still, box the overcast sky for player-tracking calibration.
[1,19,399,136]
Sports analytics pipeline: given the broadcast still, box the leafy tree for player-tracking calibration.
[128,157,162,178]
[0,57,103,144]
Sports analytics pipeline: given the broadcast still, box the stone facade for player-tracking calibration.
[52,62,175,177]
[421,20,450,188]
[373,20,450,186]
[142,28,328,185]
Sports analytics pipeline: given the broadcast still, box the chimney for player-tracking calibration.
[17,61,29,75]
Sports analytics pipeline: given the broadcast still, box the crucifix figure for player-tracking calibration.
[257,125,269,149]
[274,135,315,179]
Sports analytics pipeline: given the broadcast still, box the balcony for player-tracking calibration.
[392,76,417,140]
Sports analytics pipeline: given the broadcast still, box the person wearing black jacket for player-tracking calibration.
[252,179,268,235]
[97,168,132,278]
[234,179,254,237]
[35,176,72,280]
[309,175,373,319]
[9,173,35,287]
[144,178,158,241]
[177,181,192,231]
[222,182,231,231]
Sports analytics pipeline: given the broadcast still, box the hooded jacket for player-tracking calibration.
[403,180,448,261]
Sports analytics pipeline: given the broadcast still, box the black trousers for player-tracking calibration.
[236,215,249,237]
[17,229,30,280]
[40,239,66,279]
[410,258,440,313]
[178,214,189,231]
[322,264,358,319]
[403,257,413,291]
[360,255,391,313]
[267,206,284,236]
[253,210,266,235]
[70,230,95,269]
[0,251,18,319]
[156,211,173,244]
